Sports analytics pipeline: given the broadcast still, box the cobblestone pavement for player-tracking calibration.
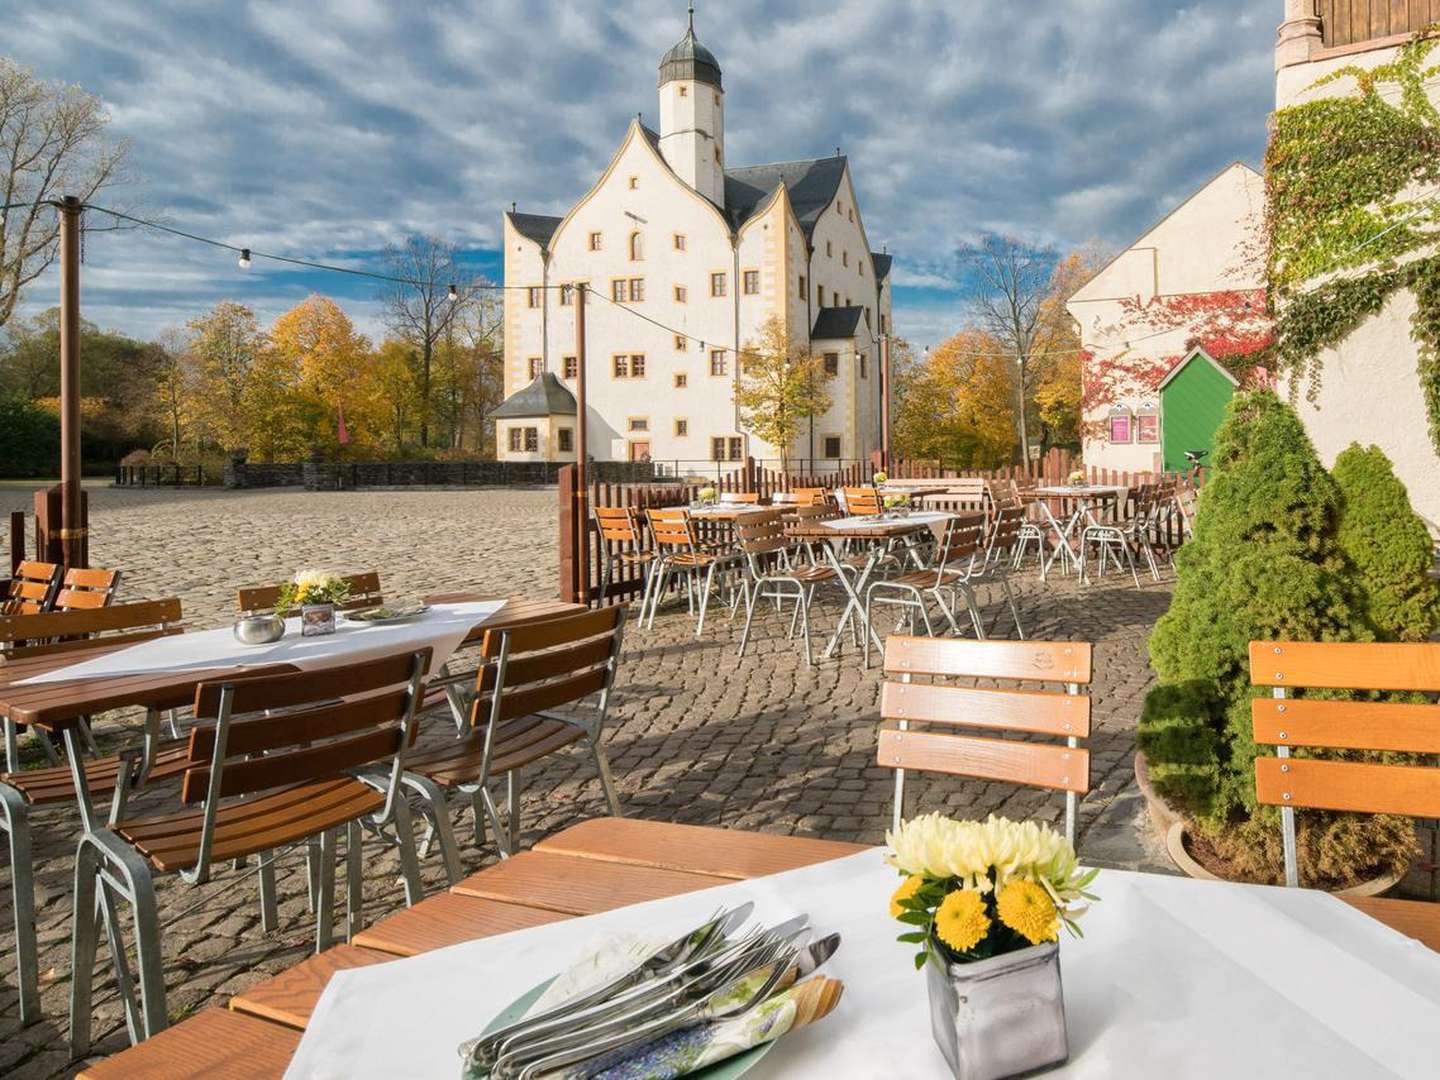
[0,485,1171,1076]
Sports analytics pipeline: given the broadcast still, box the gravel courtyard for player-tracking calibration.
[0,483,1171,1076]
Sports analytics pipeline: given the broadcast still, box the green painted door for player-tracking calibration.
[1161,355,1234,472]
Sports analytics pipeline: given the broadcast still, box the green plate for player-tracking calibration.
[472,975,772,1078]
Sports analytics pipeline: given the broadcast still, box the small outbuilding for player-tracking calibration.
[1157,347,1238,473]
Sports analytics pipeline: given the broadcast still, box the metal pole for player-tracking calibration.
[58,195,86,570]
[574,283,589,597]
[880,334,892,471]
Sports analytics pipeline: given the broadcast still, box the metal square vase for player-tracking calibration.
[300,602,337,636]
[926,941,1068,1080]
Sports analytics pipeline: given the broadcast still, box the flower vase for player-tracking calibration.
[301,602,337,637]
[925,940,1068,1080]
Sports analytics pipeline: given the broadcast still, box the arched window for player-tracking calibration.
[629,231,644,261]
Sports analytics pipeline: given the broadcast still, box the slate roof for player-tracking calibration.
[811,306,867,341]
[723,156,847,236]
[659,23,722,90]
[507,212,563,249]
[871,252,893,284]
[489,372,577,419]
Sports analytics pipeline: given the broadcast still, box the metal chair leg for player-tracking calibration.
[315,828,337,952]
[257,848,279,933]
[1,785,39,1025]
[345,818,364,941]
[590,739,623,817]
[390,796,424,907]
[305,834,321,914]
[404,774,462,886]
[506,769,522,853]
[69,840,102,1057]
[695,562,718,636]
[737,583,759,657]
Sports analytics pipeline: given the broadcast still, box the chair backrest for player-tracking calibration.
[932,513,987,574]
[593,506,642,546]
[645,507,696,551]
[719,492,759,504]
[3,561,61,616]
[771,492,800,506]
[735,509,790,564]
[0,597,184,659]
[1249,640,1440,885]
[792,503,840,523]
[54,567,122,611]
[471,606,626,731]
[236,571,384,615]
[843,487,882,517]
[790,487,828,506]
[877,635,1094,841]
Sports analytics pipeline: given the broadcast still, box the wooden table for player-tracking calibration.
[77,818,867,1078]
[77,816,1440,1078]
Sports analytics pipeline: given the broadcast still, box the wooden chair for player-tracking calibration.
[1250,640,1440,889]
[592,506,657,613]
[69,649,432,1054]
[404,607,626,858]
[718,491,760,504]
[791,487,828,507]
[863,514,988,666]
[54,567,122,611]
[735,510,838,666]
[236,571,384,615]
[969,505,1027,639]
[877,636,1093,840]
[2,561,61,616]
[0,598,186,1027]
[1079,486,1162,587]
[641,508,729,634]
[842,486,882,517]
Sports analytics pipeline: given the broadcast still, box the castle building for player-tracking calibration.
[494,8,893,470]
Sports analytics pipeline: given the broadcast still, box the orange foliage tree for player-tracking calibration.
[893,329,1016,469]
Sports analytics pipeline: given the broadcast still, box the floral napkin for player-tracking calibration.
[468,933,843,1080]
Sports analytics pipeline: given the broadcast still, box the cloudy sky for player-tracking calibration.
[6,0,1277,348]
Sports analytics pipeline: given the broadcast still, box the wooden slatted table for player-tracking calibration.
[81,818,864,1078]
[79,817,1440,1078]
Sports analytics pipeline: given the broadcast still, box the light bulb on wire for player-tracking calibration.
[448,283,459,303]
[238,248,251,270]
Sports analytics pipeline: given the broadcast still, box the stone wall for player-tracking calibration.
[223,452,654,490]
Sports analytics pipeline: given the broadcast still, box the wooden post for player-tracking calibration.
[880,334,892,470]
[573,284,590,603]
[8,511,24,577]
[57,195,87,570]
[558,464,580,603]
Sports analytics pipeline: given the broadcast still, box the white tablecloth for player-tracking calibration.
[18,600,506,684]
[285,848,1440,1078]
[823,511,954,531]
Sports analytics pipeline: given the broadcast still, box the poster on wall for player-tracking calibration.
[1108,410,1132,443]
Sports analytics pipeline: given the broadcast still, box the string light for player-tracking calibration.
[448,283,459,302]
[238,248,251,269]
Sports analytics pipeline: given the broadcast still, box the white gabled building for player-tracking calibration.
[495,9,893,471]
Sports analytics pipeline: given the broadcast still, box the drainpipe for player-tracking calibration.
[806,241,815,464]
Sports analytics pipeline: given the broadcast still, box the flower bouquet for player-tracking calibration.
[275,570,351,636]
[1067,470,1085,487]
[872,471,889,484]
[881,493,911,518]
[694,486,718,507]
[886,814,1098,1080]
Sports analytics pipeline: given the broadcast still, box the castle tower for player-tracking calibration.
[657,4,725,206]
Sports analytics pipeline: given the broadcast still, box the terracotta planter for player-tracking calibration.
[1164,821,1404,897]
[1135,753,1405,896]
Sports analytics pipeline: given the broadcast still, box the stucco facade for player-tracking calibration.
[496,14,891,472]
[1273,3,1440,525]
[1066,162,1266,474]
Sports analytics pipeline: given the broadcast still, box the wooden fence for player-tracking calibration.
[557,450,1200,606]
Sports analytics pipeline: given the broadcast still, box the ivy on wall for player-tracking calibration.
[1265,28,1440,452]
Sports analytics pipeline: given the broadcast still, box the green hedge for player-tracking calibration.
[0,397,61,478]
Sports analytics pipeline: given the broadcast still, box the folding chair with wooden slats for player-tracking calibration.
[593,506,658,613]
[68,649,432,1054]
[735,509,839,666]
[405,607,627,858]
[1,599,187,1027]
[877,636,1093,841]
[863,514,988,663]
[641,508,731,633]
[54,566,122,611]
[841,486,883,517]
[235,571,384,615]
[1249,640,1440,889]
[2,560,61,616]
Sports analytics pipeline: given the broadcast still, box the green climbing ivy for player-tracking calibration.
[1265,28,1440,452]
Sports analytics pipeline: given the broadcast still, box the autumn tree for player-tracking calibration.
[364,339,422,453]
[734,315,833,470]
[268,294,371,452]
[185,302,265,451]
[380,237,475,447]
[149,327,192,460]
[1029,247,1110,450]
[893,329,1015,469]
[0,58,130,329]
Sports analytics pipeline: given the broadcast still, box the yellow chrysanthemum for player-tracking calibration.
[889,875,924,919]
[934,889,990,953]
[996,879,1060,945]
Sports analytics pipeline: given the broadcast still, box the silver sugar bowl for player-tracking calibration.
[233,613,286,645]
